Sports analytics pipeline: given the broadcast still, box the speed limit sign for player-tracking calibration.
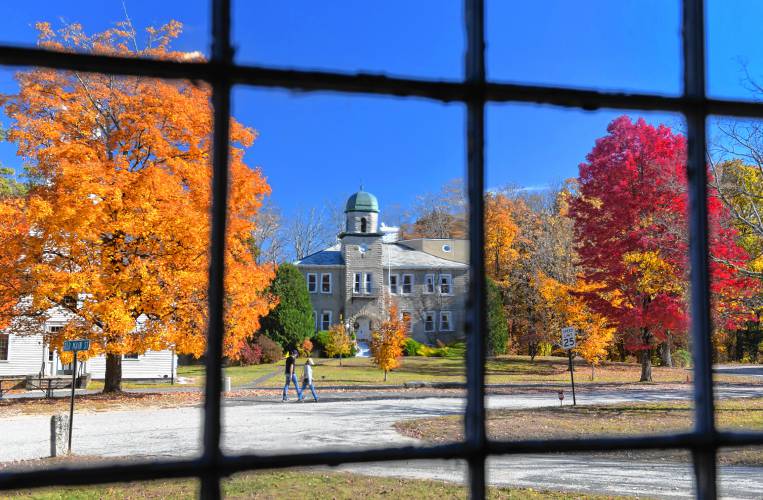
[561,327,577,350]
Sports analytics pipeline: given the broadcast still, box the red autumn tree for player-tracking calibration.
[570,116,754,381]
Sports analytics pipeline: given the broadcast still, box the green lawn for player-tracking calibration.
[84,354,756,391]
[85,362,284,391]
[3,469,639,499]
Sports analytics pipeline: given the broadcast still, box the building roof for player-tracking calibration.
[295,243,343,266]
[345,190,379,213]
[382,243,468,269]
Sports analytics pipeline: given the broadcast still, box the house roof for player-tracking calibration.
[295,242,468,269]
[383,243,468,269]
[295,243,344,266]
[345,190,379,213]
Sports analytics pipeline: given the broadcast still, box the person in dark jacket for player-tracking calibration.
[282,349,303,401]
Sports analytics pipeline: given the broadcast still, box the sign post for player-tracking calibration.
[63,339,90,454]
[561,327,577,406]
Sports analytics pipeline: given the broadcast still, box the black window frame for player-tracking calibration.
[0,1,761,499]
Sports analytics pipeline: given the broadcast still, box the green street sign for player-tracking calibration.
[63,339,90,352]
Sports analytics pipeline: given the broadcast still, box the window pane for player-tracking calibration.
[708,115,763,435]
[485,104,696,441]
[487,0,681,95]
[223,89,467,457]
[0,1,209,59]
[3,475,200,498]
[232,1,463,80]
[0,64,210,463]
[707,0,763,100]
[718,446,763,498]
[487,452,692,497]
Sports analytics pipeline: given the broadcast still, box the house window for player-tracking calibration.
[440,311,453,332]
[321,311,332,331]
[402,274,414,294]
[353,272,362,294]
[364,273,373,294]
[48,349,55,362]
[439,274,452,295]
[389,274,399,294]
[124,353,139,360]
[401,311,412,333]
[321,273,332,294]
[424,312,435,333]
[0,333,8,361]
[307,273,317,293]
[424,274,435,294]
[360,217,367,233]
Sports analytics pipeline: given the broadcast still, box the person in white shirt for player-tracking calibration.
[299,357,319,402]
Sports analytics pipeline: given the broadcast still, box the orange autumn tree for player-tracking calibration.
[370,302,408,381]
[0,21,276,392]
[484,192,520,284]
[538,274,616,380]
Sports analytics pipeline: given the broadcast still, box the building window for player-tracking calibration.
[442,244,452,252]
[124,353,139,360]
[360,217,367,233]
[389,274,399,294]
[424,312,435,333]
[321,273,332,294]
[402,274,414,294]
[439,274,452,295]
[353,272,362,294]
[401,311,412,333]
[321,311,332,331]
[440,311,453,332]
[307,273,317,293]
[364,273,373,294]
[0,333,8,361]
[424,274,435,294]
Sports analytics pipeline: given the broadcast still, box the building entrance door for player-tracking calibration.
[355,317,371,340]
[355,317,371,357]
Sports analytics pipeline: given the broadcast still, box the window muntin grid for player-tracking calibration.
[0,1,759,499]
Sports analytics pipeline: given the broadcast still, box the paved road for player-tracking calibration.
[2,386,763,498]
[715,364,763,378]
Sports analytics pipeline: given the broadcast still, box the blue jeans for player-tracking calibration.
[282,373,302,400]
[300,379,319,401]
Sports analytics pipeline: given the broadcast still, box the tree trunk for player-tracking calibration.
[339,354,343,367]
[384,370,387,382]
[591,363,595,381]
[660,337,673,367]
[103,353,123,393]
[640,349,653,382]
[529,342,537,362]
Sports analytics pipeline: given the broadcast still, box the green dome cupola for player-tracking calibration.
[345,189,379,213]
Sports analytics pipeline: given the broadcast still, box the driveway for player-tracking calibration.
[1,385,762,498]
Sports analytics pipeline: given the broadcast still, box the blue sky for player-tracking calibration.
[0,0,761,221]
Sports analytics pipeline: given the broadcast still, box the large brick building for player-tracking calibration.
[296,189,468,347]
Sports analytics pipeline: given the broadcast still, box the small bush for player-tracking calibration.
[238,343,263,366]
[674,349,692,368]
[255,334,283,364]
[404,338,423,356]
[312,330,331,355]
[299,338,313,357]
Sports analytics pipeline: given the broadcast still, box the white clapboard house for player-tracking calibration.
[0,306,176,381]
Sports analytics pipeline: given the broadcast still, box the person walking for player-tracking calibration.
[282,349,302,401]
[299,358,319,402]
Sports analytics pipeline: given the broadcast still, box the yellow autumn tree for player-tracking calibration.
[538,274,616,380]
[0,21,276,392]
[370,302,408,381]
[326,321,353,367]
